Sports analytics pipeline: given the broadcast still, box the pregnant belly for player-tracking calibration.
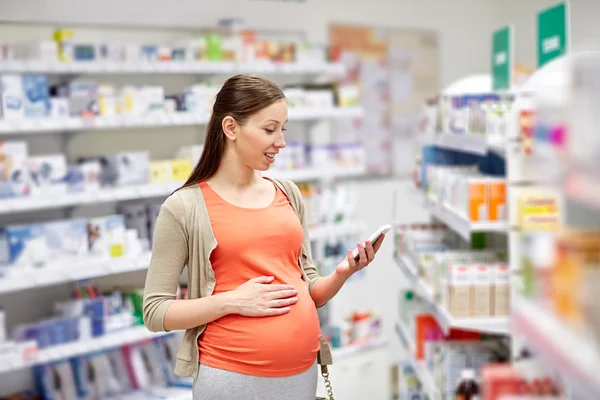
[198,292,322,377]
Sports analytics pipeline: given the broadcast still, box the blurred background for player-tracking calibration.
[0,0,598,398]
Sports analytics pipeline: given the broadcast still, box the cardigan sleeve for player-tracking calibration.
[143,193,189,332]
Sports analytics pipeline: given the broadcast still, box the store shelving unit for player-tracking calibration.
[0,107,364,135]
[0,163,365,216]
[0,221,362,295]
[419,131,504,156]
[394,253,509,335]
[0,328,388,375]
[0,35,375,397]
[0,60,346,75]
[422,194,507,241]
[394,322,440,399]
[0,326,173,374]
[505,52,600,399]
[394,73,511,398]
[512,296,600,399]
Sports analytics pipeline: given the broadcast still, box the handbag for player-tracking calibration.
[316,365,334,400]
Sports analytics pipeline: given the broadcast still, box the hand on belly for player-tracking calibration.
[225,275,300,317]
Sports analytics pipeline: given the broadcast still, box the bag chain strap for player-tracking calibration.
[321,365,334,400]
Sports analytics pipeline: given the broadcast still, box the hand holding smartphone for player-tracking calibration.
[351,224,391,261]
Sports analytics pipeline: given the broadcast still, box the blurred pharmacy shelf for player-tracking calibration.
[394,321,440,399]
[0,327,386,375]
[0,166,366,216]
[0,325,173,373]
[394,253,509,335]
[0,252,153,295]
[0,107,363,136]
[0,182,182,215]
[512,296,600,399]
[0,60,346,76]
[0,222,362,295]
[422,194,507,241]
[263,165,366,182]
[419,132,505,156]
[333,335,389,362]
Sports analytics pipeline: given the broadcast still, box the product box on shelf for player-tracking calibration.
[49,97,70,118]
[44,218,89,263]
[87,215,126,259]
[170,158,192,182]
[1,223,47,267]
[97,84,118,117]
[471,264,492,317]
[120,203,151,243]
[35,360,80,399]
[491,264,510,317]
[22,74,51,118]
[77,155,119,188]
[0,141,29,199]
[68,81,98,117]
[0,74,25,120]
[149,160,173,183]
[28,154,68,196]
[115,151,150,186]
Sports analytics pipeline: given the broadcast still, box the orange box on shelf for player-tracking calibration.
[488,179,506,221]
[415,314,442,360]
[468,179,488,222]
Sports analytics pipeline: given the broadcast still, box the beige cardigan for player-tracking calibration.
[142,178,333,380]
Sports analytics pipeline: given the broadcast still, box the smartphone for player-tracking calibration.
[351,224,392,260]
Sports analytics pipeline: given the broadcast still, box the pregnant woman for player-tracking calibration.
[143,74,385,400]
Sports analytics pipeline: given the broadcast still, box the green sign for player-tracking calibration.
[537,2,569,67]
[492,26,512,91]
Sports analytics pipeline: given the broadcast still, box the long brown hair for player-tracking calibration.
[179,74,285,190]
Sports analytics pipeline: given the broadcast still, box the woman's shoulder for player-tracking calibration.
[162,185,202,217]
[272,178,301,197]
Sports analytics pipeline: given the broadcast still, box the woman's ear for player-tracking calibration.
[222,116,237,141]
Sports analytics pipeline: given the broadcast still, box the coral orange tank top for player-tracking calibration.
[197,179,322,377]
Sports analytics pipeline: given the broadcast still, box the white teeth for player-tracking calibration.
[265,153,275,158]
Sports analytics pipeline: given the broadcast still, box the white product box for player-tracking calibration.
[28,154,68,196]
[44,218,89,263]
[116,151,150,186]
[0,141,29,198]
[470,264,492,317]
[87,215,126,259]
[0,75,25,120]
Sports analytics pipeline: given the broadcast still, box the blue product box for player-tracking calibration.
[34,361,80,400]
[0,141,30,198]
[44,218,89,261]
[21,74,51,118]
[4,223,47,266]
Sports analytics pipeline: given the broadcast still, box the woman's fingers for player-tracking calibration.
[269,297,299,308]
[357,242,367,265]
[347,249,356,269]
[373,234,385,252]
[365,240,375,261]
[267,289,298,300]
[264,307,291,316]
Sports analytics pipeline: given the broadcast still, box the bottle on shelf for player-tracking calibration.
[455,369,480,400]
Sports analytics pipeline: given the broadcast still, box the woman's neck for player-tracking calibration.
[209,147,260,189]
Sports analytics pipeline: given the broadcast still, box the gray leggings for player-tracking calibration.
[193,361,318,400]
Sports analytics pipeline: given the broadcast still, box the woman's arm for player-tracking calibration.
[309,239,383,307]
[285,179,384,307]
